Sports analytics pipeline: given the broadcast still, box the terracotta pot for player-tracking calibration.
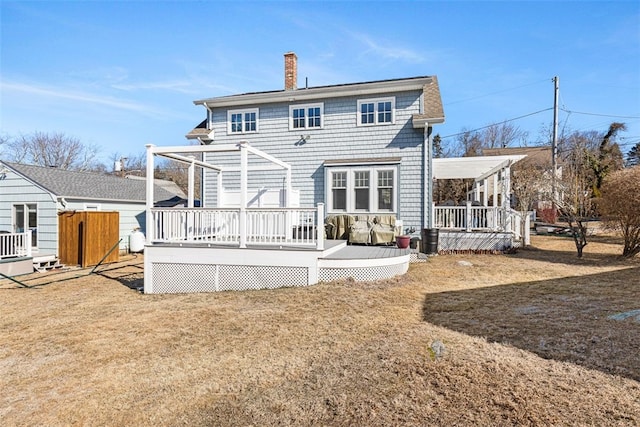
[396,235,410,249]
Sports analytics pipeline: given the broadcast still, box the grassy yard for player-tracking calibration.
[1,235,639,426]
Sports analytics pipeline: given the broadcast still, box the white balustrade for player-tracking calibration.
[433,203,522,234]
[0,232,32,259]
[151,205,322,248]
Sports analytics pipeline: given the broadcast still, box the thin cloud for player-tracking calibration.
[350,32,425,63]
[0,79,174,118]
[111,80,199,95]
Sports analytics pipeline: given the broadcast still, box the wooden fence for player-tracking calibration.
[58,211,120,267]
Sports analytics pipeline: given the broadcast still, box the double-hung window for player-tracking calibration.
[227,108,259,134]
[326,162,398,213]
[357,97,395,126]
[289,103,323,130]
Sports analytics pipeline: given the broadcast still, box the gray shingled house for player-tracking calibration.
[0,161,183,259]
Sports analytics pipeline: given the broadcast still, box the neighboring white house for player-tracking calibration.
[0,161,184,257]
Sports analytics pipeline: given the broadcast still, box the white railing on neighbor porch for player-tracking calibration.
[0,232,32,259]
[433,202,526,242]
[150,203,325,249]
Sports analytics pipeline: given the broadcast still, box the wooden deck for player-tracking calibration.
[324,244,411,260]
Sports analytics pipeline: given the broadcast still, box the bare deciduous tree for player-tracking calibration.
[6,131,102,171]
[599,166,640,258]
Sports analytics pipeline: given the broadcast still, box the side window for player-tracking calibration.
[331,171,347,211]
[290,103,324,130]
[227,108,259,134]
[357,97,395,126]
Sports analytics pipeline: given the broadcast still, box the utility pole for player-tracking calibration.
[552,76,559,203]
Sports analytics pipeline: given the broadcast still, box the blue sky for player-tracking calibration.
[1,0,639,165]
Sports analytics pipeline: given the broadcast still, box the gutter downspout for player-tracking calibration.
[424,125,434,229]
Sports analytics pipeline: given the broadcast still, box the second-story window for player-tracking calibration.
[227,108,259,134]
[357,97,395,126]
[289,103,323,130]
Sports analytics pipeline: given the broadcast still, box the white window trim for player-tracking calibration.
[289,103,324,130]
[357,97,395,126]
[325,165,398,214]
[83,203,101,211]
[12,202,38,250]
[227,108,259,135]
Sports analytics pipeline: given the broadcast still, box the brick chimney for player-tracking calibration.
[284,52,297,91]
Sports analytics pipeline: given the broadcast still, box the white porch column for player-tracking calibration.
[239,142,248,248]
[188,156,195,208]
[145,144,155,244]
[466,201,472,232]
[503,165,511,209]
[482,178,489,206]
[286,168,292,208]
[316,203,325,250]
[216,172,223,207]
[492,173,498,207]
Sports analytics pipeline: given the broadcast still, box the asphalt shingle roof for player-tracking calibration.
[3,162,179,203]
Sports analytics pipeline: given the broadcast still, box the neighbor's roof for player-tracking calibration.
[433,155,527,181]
[482,146,552,165]
[3,162,179,203]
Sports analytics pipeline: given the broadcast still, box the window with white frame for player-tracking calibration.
[357,97,395,126]
[326,165,397,213]
[289,103,323,130]
[227,108,259,134]
[331,171,347,211]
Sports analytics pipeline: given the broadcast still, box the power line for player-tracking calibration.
[560,107,640,120]
[439,108,553,140]
[444,79,549,106]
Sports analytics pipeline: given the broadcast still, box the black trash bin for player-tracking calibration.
[421,228,439,255]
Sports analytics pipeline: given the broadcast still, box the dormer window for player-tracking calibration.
[227,108,259,134]
[289,103,323,130]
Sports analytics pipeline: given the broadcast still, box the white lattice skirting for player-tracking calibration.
[318,262,409,283]
[144,245,410,294]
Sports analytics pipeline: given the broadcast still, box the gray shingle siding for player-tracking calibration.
[203,89,428,231]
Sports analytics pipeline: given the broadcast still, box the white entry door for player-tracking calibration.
[13,203,38,249]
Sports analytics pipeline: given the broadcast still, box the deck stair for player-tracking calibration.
[33,255,65,273]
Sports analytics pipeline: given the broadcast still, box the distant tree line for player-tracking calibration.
[0,131,199,198]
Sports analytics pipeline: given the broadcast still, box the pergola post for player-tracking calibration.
[239,142,248,248]
[145,144,155,244]
[188,156,195,208]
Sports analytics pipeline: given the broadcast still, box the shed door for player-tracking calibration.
[13,204,38,249]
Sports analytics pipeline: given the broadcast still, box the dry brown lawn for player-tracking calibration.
[1,235,639,426]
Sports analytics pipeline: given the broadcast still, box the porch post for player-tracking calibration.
[188,156,195,208]
[482,178,489,206]
[145,144,155,244]
[25,232,32,257]
[217,172,223,207]
[492,173,498,207]
[286,168,292,208]
[316,203,325,250]
[466,201,472,232]
[239,142,248,248]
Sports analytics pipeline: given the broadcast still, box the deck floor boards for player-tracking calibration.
[323,244,410,260]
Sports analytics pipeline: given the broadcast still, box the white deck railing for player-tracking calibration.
[0,232,32,259]
[433,202,524,241]
[151,203,325,249]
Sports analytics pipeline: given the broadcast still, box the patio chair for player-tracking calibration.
[371,215,398,245]
[349,215,373,244]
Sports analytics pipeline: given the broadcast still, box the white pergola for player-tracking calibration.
[144,141,293,245]
[433,155,526,208]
